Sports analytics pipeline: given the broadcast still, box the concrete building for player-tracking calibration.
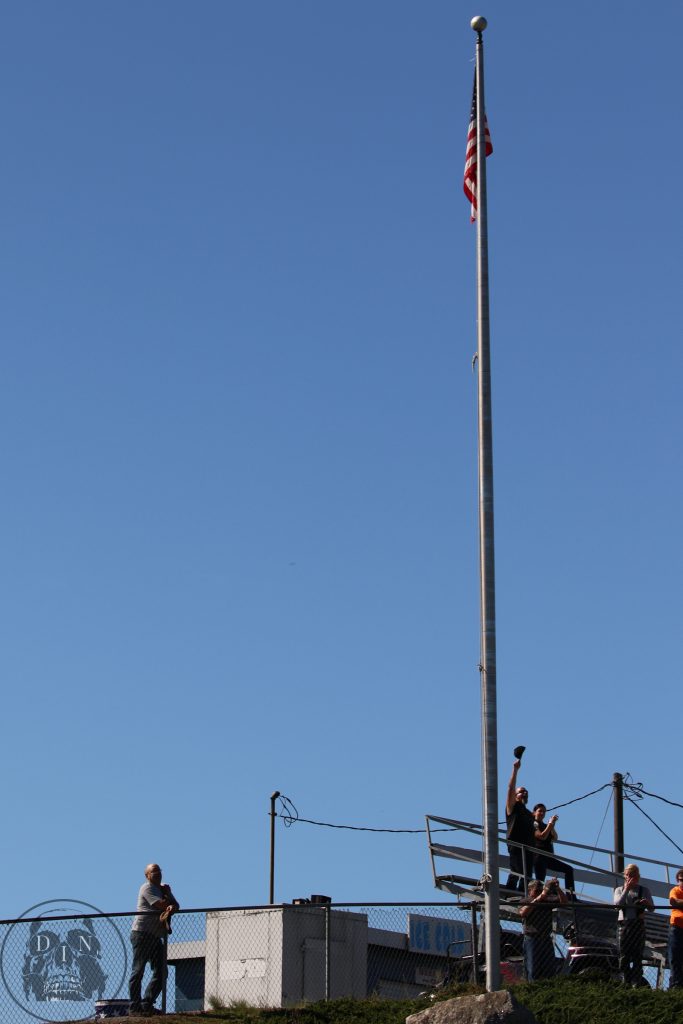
[168,905,476,1012]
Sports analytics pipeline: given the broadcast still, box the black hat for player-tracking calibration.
[513,745,526,760]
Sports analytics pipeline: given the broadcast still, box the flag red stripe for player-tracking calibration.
[463,79,492,222]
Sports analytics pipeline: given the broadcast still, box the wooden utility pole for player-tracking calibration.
[613,772,624,875]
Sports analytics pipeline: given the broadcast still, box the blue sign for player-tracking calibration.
[407,915,471,957]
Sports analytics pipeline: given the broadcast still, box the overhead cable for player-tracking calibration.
[279,817,429,834]
[546,782,613,811]
[277,794,301,828]
[277,781,615,835]
[627,784,683,812]
[577,788,614,899]
[625,793,683,859]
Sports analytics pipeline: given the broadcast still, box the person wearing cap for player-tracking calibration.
[668,869,683,988]
[129,863,180,1016]
[613,863,654,986]
[505,759,535,892]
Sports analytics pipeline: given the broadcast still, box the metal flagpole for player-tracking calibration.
[471,15,501,992]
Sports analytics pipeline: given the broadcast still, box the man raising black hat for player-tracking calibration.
[505,759,535,892]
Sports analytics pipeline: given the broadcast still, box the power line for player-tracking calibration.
[276,795,431,833]
[625,793,683,860]
[547,782,612,811]
[277,794,302,828]
[591,789,614,860]
[279,816,429,834]
[276,781,615,835]
[576,788,614,899]
[627,784,683,812]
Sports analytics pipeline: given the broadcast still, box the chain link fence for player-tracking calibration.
[0,899,670,1020]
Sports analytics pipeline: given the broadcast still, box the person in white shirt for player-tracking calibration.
[613,863,654,987]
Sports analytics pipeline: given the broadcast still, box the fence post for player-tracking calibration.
[161,932,168,1014]
[324,903,331,1001]
[470,903,480,985]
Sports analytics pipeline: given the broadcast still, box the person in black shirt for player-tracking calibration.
[505,759,535,892]
[532,803,576,896]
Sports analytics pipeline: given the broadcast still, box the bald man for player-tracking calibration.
[129,863,179,1016]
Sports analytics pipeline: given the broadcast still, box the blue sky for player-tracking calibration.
[1,0,682,916]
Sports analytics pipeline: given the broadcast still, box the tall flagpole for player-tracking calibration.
[471,14,501,992]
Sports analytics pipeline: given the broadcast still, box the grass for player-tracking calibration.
[510,978,683,1024]
[110,980,683,1024]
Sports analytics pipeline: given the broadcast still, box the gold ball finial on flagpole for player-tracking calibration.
[471,16,487,32]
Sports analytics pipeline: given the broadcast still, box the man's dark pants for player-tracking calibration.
[523,934,555,981]
[618,919,645,986]
[669,925,683,988]
[506,844,532,892]
[129,930,166,1012]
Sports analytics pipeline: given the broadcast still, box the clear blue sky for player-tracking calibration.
[1,1,682,915]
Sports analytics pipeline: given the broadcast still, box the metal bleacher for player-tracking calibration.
[426,814,678,902]
[426,814,675,984]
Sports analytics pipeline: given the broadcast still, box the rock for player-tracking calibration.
[406,990,537,1024]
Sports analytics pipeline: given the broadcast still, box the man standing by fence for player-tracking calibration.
[129,863,179,1016]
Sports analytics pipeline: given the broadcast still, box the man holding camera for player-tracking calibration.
[129,863,180,1016]
[613,863,654,986]
[520,878,567,980]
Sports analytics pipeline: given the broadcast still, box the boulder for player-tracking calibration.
[406,991,537,1024]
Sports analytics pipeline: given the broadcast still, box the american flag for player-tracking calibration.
[463,75,492,222]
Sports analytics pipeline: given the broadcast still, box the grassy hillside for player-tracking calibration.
[122,979,683,1024]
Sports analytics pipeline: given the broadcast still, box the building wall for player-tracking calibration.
[281,906,367,1004]
[204,908,285,1009]
[202,906,367,1009]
